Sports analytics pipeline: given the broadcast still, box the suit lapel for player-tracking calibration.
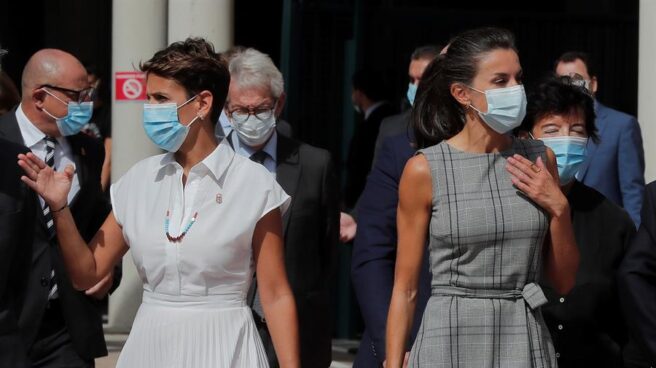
[578,101,608,180]
[0,109,54,260]
[0,107,26,144]
[65,135,88,208]
[276,135,301,235]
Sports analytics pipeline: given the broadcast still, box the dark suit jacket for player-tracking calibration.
[579,101,645,227]
[351,133,431,367]
[345,102,397,208]
[618,181,656,365]
[372,110,412,169]
[0,109,118,360]
[541,181,635,367]
[257,134,339,368]
[0,138,36,368]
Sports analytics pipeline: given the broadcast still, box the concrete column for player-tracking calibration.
[168,0,234,52]
[106,0,167,333]
[639,0,656,183]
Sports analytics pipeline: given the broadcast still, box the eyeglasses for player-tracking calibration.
[226,102,277,123]
[40,84,95,104]
[557,75,593,97]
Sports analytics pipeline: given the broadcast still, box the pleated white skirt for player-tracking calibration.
[116,291,269,368]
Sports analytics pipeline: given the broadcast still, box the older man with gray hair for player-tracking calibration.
[223,47,339,368]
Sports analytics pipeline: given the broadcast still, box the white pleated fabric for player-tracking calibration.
[110,140,290,368]
[116,292,269,367]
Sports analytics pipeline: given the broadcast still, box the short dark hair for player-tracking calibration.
[519,75,598,142]
[554,51,597,78]
[352,69,389,102]
[140,38,230,124]
[413,27,517,148]
[410,45,441,62]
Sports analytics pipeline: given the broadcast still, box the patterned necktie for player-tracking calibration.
[43,136,59,300]
[43,136,57,237]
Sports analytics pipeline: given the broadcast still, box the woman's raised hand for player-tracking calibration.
[18,152,74,210]
[505,154,569,218]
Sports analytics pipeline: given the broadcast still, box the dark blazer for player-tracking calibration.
[351,133,431,367]
[345,102,397,208]
[371,110,412,169]
[618,181,656,365]
[541,181,635,367]
[578,101,645,226]
[257,134,339,368]
[0,109,118,360]
[0,138,36,368]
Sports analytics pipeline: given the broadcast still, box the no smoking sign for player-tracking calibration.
[115,72,147,101]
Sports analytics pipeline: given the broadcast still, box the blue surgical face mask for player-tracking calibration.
[42,89,93,136]
[537,135,588,185]
[407,83,418,106]
[142,95,199,152]
[468,84,527,134]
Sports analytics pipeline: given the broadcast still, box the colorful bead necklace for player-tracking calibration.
[164,210,199,243]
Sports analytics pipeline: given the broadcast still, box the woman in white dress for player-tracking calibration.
[18,38,300,368]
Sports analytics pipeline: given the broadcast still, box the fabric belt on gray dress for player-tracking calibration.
[431,282,548,311]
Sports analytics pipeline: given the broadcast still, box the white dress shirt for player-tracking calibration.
[15,104,81,206]
[110,140,290,297]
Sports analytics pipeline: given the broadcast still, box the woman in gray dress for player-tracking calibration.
[385,28,580,368]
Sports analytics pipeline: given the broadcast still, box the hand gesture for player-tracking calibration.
[339,212,357,243]
[18,152,74,210]
[505,154,568,218]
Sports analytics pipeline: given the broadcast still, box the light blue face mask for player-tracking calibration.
[468,84,527,134]
[538,135,588,185]
[407,83,418,106]
[143,95,199,152]
[42,89,93,136]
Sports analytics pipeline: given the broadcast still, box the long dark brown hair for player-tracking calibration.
[413,27,518,148]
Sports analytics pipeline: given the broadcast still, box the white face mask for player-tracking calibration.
[231,113,277,147]
[468,84,527,134]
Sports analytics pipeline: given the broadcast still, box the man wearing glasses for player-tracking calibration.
[224,48,339,368]
[0,49,121,367]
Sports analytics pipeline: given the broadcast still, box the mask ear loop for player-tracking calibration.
[176,94,201,127]
[465,85,486,115]
[40,89,69,120]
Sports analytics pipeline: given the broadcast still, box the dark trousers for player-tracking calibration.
[29,300,94,368]
[254,314,279,368]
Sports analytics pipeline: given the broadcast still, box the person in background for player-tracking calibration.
[340,45,441,244]
[351,53,446,366]
[81,64,112,192]
[619,181,656,367]
[555,51,645,227]
[0,48,120,368]
[386,27,579,367]
[0,46,37,368]
[0,70,21,115]
[345,69,396,209]
[517,75,641,367]
[224,47,339,368]
[214,46,293,140]
[372,45,440,166]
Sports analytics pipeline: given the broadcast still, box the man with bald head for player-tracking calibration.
[0,49,119,367]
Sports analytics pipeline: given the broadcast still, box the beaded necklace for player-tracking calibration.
[164,210,199,243]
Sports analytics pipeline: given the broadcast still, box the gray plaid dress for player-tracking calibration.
[409,137,557,368]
